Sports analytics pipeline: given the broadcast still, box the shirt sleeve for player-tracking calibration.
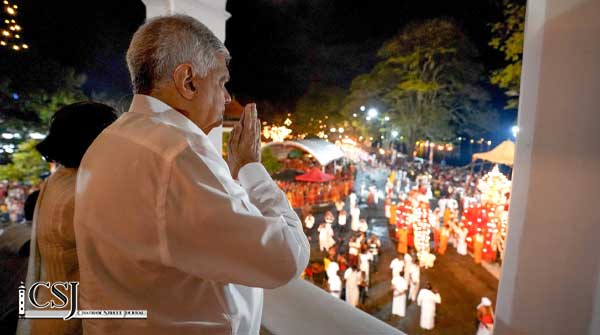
[162,147,310,289]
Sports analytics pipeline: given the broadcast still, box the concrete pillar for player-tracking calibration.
[495,1,600,334]
[141,0,230,152]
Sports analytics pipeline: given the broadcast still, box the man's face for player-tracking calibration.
[188,53,231,134]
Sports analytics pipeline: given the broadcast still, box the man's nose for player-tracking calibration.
[224,90,232,104]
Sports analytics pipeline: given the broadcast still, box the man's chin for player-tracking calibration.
[204,119,224,134]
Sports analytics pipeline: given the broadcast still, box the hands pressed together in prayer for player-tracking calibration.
[228,103,262,179]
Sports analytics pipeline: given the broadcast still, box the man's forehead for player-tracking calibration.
[215,53,230,77]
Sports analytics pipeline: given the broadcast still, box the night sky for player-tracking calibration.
[1,0,516,139]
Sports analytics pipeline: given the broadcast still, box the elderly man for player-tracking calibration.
[73,15,310,335]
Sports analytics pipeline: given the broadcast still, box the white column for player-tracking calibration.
[141,0,230,152]
[495,1,600,335]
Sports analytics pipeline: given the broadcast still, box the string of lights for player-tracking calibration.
[1,0,27,51]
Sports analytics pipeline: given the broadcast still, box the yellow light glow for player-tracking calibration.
[4,19,8,24]
[7,7,15,15]
[2,30,9,36]
[22,43,28,49]
[14,25,20,30]
[15,34,19,38]
[12,44,19,50]
[0,40,5,46]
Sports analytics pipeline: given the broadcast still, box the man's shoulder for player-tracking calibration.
[97,112,194,160]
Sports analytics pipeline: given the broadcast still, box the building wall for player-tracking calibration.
[495,1,600,334]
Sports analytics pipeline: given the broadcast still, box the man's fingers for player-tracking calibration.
[256,118,261,144]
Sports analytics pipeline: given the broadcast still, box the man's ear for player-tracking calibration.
[173,63,196,100]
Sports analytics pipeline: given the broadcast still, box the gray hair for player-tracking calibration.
[126,14,230,94]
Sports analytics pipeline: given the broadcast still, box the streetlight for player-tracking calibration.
[391,130,399,138]
[512,125,520,138]
[384,116,390,121]
[367,108,378,118]
[360,105,366,112]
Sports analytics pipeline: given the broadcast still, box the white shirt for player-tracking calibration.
[74,95,310,335]
[390,258,404,278]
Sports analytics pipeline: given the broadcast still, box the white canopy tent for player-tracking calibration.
[262,139,345,166]
[472,140,515,166]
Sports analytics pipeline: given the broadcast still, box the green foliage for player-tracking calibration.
[346,19,497,158]
[0,139,49,184]
[0,62,88,133]
[293,84,347,137]
[261,147,283,175]
[489,1,526,109]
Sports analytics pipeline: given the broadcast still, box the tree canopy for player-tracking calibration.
[489,0,526,109]
[345,19,497,158]
[292,83,348,138]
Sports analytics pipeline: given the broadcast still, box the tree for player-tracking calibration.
[346,19,497,159]
[0,58,88,133]
[293,84,347,138]
[489,0,526,109]
[0,139,49,184]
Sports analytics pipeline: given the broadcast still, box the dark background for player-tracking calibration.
[0,0,517,141]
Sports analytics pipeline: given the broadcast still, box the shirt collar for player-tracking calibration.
[127,94,205,137]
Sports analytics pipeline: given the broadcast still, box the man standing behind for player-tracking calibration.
[73,15,310,335]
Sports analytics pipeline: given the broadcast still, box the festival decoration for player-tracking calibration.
[461,165,511,261]
[1,0,28,51]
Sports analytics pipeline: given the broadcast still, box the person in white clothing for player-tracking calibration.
[72,15,310,335]
[391,275,408,317]
[304,214,315,229]
[318,222,335,252]
[338,210,347,227]
[349,192,357,208]
[476,297,495,335]
[326,262,342,299]
[348,237,361,268]
[457,225,469,256]
[350,205,361,231]
[417,283,441,330]
[409,260,421,302]
[359,248,372,284]
[344,266,361,307]
[403,253,413,283]
[389,257,404,279]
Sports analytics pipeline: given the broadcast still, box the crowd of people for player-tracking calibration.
[0,181,39,224]
[295,157,500,332]
[276,179,354,208]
